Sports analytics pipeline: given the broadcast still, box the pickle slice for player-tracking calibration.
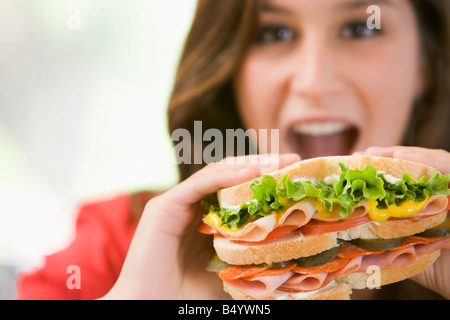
[258,260,291,268]
[295,242,343,267]
[350,237,405,250]
[417,216,450,238]
[206,254,230,272]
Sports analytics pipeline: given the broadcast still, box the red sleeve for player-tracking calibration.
[16,194,138,300]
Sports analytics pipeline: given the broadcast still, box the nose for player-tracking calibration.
[289,36,340,99]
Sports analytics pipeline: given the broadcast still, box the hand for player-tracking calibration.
[355,146,450,174]
[102,153,301,299]
[356,146,450,299]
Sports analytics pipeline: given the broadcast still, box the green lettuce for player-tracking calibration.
[207,163,450,229]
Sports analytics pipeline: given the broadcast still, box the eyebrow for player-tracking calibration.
[261,2,292,14]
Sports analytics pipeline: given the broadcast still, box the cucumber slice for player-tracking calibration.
[417,216,450,238]
[295,242,343,267]
[350,237,405,250]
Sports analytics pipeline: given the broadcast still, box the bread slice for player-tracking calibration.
[218,155,439,206]
[337,250,440,289]
[214,230,338,265]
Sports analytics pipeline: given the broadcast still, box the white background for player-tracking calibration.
[0,0,197,295]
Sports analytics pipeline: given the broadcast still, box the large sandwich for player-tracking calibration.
[199,155,450,300]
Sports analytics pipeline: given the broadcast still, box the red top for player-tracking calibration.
[16,191,155,300]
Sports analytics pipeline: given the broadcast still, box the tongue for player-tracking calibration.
[291,127,358,159]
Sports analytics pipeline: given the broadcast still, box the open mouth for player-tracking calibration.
[288,121,359,159]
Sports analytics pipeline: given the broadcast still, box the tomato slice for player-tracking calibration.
[293,257,349,275]
[300,216,371,235]
[219,261,298,281]
[197,222,218,235]
[234,225,300,246]
[446,196,450,212]
[337,241,384,259]
[218,265,267,281]
[248,261,297,278]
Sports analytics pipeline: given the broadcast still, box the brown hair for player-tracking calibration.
[403,0,450,149]
[167,0,450,182]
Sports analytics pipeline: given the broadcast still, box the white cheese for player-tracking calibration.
[323,174,340,185]
[378,171,401,184]
[220,203,242,210]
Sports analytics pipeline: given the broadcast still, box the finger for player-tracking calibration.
[391,148,450,174]
[176,166,262,204]
[259,153,301,174]
[173,153,300,205]
[358,146,399,157]
[207,153,300,171]
[356,146,450,174]
[146,166,263,237]
[358,146,424,158]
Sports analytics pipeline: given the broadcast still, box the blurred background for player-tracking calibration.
[0,0,197,299]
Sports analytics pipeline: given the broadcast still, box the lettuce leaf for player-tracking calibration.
[208,163,450,229]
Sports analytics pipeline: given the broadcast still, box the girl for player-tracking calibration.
[18,0,450,299]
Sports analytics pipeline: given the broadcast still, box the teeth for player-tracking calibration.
[292,122,351,136]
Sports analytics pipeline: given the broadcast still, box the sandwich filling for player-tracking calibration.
[208,225,450,298]
[202,159,450,299]
[202,163,450,242]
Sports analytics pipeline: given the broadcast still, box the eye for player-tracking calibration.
[340,21,382,40]
[255,25,295,44]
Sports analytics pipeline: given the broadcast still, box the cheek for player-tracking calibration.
[349,42,421,145]
[235,52,287,131]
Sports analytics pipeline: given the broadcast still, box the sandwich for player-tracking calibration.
[199,155,450,300]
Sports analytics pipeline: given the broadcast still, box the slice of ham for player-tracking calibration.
[206,198,317,242]
[359,246,417,271]
[282,256,363,292]
[220,235,450,298]
[414,236,450,255]
[312,203,369,222]
[223,271,295,299]
[279,273,328,292]
[417,195,449,217]
[316,256,364,288]
[329,256,363,279]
